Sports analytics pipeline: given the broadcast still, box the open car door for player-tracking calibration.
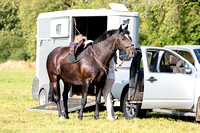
[141,46,196,109]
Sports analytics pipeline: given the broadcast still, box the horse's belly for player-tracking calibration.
[61,72,83,85]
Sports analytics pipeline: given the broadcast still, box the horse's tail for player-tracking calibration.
[48,83,55,102]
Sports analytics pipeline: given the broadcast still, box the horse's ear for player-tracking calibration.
[124,25,128,30]
[119,25,123,33]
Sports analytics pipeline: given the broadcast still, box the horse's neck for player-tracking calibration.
[92,37,116,66]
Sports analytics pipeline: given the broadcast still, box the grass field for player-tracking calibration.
[0,70,200,132]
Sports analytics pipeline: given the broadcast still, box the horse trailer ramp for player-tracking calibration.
[28,97,105,113]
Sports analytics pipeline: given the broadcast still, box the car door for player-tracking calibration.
[141,46,196,109]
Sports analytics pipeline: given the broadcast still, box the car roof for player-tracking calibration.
[165,45,200,50]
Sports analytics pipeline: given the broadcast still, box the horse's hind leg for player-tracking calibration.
[78,80,89,120]
[50,76,63,119]
[62,82,71,119]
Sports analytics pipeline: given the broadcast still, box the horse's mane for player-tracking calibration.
[92,28,131,45]
[93,29,118,45]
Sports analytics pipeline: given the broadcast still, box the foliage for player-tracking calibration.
[128,0,182,46]
[0,0,20,36]
[0,0,199,61]
[181,0,200,45]
[71,0,121,9]
[17,0,69,61]
[0,35,27,63]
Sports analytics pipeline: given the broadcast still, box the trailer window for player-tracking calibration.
[50,17,69,38]
[56,24,62,35]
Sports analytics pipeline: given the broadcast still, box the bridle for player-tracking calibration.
[91,33,134,74]
[125,44,134,49]
[115,33,134,52]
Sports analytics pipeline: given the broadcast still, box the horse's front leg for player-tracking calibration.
[94,87,102,120]
[78,80,89,120]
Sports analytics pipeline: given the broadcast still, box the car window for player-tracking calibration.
[147,50,159,72]
[160,51,179,73]
[175,50,194,66]
[194,49,200,64]
[147,49,185,74]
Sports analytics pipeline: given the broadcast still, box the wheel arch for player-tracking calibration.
[38,84,49,101]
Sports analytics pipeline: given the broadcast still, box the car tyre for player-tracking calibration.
[196,97,200,122]
[39,89,48,105]
[122,91,147,119]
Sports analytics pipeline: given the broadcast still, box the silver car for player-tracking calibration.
[112,46,200,122]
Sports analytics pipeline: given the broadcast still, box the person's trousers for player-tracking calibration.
[102,78,115,117]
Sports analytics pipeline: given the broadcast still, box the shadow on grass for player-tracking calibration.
[146,112,196,123]
[82,105,197,122]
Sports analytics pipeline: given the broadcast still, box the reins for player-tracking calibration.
[90,37,118,75]
[91,48,108,74]
[90,35,134,74]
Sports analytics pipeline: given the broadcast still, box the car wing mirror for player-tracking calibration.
[185,63,192,74]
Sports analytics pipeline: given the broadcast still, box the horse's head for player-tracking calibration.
[115,25,135,57]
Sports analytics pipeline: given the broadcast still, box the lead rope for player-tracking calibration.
[74,18,82,40]
[115,54,129,71]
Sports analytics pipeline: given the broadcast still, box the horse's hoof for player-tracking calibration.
[63,114,70,119]
[94,116,100,120]
[114,115,118,120]
[65,116,70,119]
[78,116,83,120]
[59,116,66,121]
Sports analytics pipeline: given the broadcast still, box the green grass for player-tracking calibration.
[0,70,200,132]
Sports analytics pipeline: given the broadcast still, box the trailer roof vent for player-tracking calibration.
[109,3,128,12]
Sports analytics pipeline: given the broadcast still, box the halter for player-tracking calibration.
[113,34,134,70]
[125,44,135,49]
[91,33,134,74]
[116,34,134,51]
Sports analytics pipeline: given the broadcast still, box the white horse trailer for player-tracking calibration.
[32,4,139,105]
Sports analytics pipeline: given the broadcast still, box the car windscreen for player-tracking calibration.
[194,49,200,64]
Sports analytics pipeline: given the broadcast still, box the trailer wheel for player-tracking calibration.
[39,89,47,105]
[122,91,147,119]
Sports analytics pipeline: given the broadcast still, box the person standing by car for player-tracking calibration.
[102,54,118,120]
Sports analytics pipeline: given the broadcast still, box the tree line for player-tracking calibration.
[0,0,199,62]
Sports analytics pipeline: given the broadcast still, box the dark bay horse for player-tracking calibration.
[46,25,135,120]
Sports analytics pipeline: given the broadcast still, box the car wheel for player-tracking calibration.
[39,89,47,105]
[122,91,136,119]
[122,91,147,119]
[196,97,200,122]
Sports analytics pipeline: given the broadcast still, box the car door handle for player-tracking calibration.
[146,77,157,82]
